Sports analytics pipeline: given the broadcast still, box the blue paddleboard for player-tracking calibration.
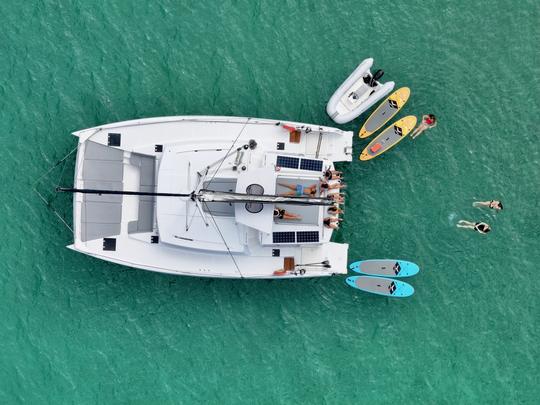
[349,259,419,278]
[346,276,414,297]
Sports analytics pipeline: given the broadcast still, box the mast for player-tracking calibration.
[56,188,334,206]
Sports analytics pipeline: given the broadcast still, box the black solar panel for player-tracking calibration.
[273,232,296,244]
[300,158,323,172]
[276,156,300,169]
[296,231,320,243]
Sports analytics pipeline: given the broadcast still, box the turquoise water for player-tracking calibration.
[1,0,539,403]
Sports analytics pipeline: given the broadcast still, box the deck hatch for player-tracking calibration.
[103,238,116,251]
[107,133,121,146]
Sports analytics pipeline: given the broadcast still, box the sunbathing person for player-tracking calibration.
[273,207,302,220]
[278,182,317,197]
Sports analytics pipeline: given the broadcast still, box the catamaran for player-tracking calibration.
[60,116,353,278]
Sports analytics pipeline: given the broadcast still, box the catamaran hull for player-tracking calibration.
[68,115,352,279]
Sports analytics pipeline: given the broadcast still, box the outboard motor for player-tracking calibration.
[363,69,384,87]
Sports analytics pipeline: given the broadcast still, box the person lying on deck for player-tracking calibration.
[278,183,317,197]
[273,207,302,220]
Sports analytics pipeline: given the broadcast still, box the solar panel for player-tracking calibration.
[296,231,320,243]
[273,232,296,244]
[276,156,300,169]
[300,158,323,172]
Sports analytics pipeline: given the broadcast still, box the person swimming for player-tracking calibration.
[457,220,491,234]
[473,200,503,210]
[273,207,302,220]
[411,114,437,139]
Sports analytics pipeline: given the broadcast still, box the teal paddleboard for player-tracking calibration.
[346,276,414,297]
[349,259,419,278]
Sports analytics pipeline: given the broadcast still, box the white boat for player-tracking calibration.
[326,58,395,124]
[64,116,353,279]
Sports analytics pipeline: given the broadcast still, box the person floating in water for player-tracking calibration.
[273,207,302,220]
[323,217,343,229]
[411,114,437,139]
[278,183,317,197]
[457,220,491,234]
[473,200,503,210]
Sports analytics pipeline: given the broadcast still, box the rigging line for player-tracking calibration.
[202,201,244,279]
[32,146,78,191]
[205,117,250,188]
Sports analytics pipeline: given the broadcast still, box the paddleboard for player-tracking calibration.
[359,87,410,138]
[359,115,417,161]
[349,259,419,278]
[346,276,414,297]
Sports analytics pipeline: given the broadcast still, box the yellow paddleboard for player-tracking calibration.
[359,116,417,161]
[359,87,411,138]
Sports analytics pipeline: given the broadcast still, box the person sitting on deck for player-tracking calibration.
[273,207,302,221]
[328,205,343,215]
[323,217,343,229]
[320,180,347,192]
[278,182,317,197]
[323,169,342,181]
[329,193,345,204]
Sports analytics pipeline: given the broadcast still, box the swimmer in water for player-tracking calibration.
[457,220,491,234]
[473,200,503,210]
[411,114,437,139]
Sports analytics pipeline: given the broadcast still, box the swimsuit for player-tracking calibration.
[474,223,488,233]
[295,184,304,196]
[274,209,285,219]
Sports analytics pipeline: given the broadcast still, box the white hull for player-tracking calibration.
[326,58,395,124]
[69,116,353,279]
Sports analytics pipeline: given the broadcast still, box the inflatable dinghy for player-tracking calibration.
[326,58,395,124]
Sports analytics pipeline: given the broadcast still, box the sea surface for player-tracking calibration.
[0,0,538,403]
